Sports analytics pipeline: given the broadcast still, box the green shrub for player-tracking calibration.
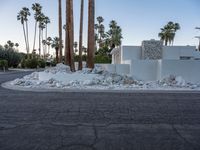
[51,59,57,67]
[21,58,26,68]
[38,59,46,68]
[74,54,87,62]
[25,58,38,69]
[0,60,8,70]
[94,55,111,64]
[0,46,24,68]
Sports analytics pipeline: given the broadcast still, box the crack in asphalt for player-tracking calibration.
[172,124,200,150]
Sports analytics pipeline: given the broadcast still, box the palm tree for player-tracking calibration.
[42,40,47,58]
[32,3,42,51]
[58,0,63,63]
[87,0,95,69]
[51,37,60,63]
[7,40,14,48]
[23,7,31,55]
[158,27,172,46]
[46,37,52,55]
[95,16,105,48]
[17,10,27,52]
[17,7,31,54]
[106,20,123,49]
[44,16,50,56]
[65,0,75,71]
[158,22,180,46]
[15,43,19,48]
[38,13,45,56]
[78,0,84,70]
[172,23,180,45]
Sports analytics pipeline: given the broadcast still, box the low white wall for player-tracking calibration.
[129,60,159,81]
[98,60,200,83]
[160,60,200,83]
[121,46,141,63]
[116,64,130,75]
[98,64,130,75]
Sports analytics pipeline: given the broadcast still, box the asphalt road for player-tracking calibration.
[0,71,200,150]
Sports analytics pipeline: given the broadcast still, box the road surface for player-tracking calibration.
[0,71,200,150]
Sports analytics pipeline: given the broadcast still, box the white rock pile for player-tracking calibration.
[9,64,200,90]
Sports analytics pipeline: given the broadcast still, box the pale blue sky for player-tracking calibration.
[0,0,200,53]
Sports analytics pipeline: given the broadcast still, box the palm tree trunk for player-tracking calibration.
[87,0,95,69]
[22,24,28,54]
[165,39,168,46]
[69,0,75,71]
[56,48,59,63]
[59,0,63,63]
[25,21,30,55]
[48,45,50,54]
[39,28,41,57]
[42,29,44,57]
[65,0,70,66]
[33,21,37,51]
[65,0,75,72]
[78,0,84,70]
[45,25,48,58]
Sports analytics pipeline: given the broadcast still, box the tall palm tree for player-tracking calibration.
[87,0,95,69]
[17,7,31,54]
[23,7,31,55]
[32,3,42,51]
[42,39,47,58]
[58,0,63,63]
[78,0,84,70]
[51,37,60,63]
[38,13,45,56]
[65,0,75,71]
[17,10,27,52]
[44,16,50,56]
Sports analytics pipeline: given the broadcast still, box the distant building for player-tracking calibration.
[109,39,200,83]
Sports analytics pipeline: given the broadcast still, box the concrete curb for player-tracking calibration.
[1,81,200,94]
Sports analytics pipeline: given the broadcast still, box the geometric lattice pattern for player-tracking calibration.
[141,40,163,60]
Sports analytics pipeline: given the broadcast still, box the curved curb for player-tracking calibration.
[1,81,200,94]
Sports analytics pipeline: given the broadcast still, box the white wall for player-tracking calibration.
[98,64,130,75]
[129,60,159,81]
[160,60,200,83]
[163,46,196,60]
[121,46,141,63]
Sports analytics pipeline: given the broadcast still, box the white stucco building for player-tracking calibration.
[105,40,200,83]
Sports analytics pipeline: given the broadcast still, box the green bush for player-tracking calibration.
[0,46,24,68]
[38,59,46,68]
[94,55,111,64]
[51,59,57,67]
[21,58,26,68]
[74,54,87,62]
[20,58,47,69]
[25,58,38,69]
[0,60,8,70]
